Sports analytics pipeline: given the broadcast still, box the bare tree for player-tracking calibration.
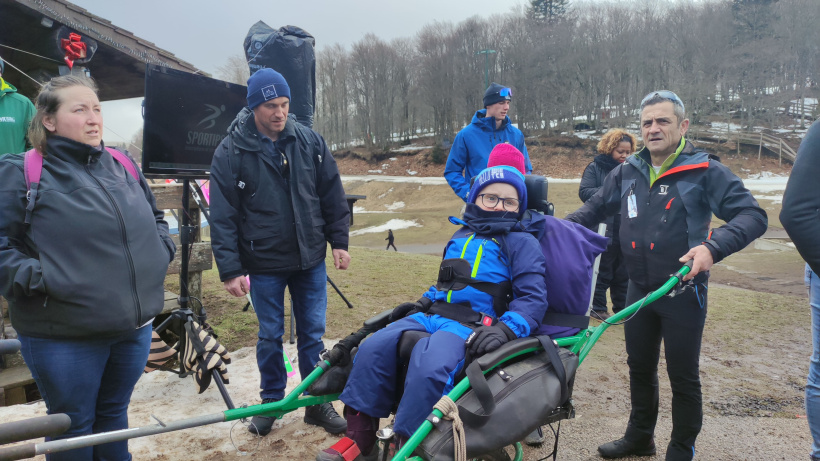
[215,55,251,86]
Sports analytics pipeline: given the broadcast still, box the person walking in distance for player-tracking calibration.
[209,68,350,437]
[566,90,767,460]
[385,229,397,251]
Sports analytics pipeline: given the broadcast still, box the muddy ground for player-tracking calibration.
[0,138,811,460]
[2,234,810,460]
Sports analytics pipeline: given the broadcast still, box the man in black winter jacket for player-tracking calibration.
[209,68,350,437]
[566,90,767,461]
[780,120,820,461]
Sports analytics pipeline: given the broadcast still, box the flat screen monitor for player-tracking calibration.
[142,64,247,178]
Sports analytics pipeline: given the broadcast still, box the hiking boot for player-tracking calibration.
[597,437,656,458]
[248,398,278,436]
[592,310,611,321]
[524,426,545,446]
[305,403,347,434]
[316,436,380,461]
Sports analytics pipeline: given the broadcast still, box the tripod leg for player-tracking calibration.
[326,276,354,309]
[212,370,235,410]
[289,295,295,345]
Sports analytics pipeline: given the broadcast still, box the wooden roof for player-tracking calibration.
[0,0,203,100]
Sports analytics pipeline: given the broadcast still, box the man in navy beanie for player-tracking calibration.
[209,67,350,437]
[444,82,532,201]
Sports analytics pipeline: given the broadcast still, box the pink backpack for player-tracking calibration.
[23,147,140,225]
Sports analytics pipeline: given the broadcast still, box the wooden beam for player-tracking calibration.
[166,243,212,275]
[148,183,200,211]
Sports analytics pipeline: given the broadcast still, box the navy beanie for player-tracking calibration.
[467,166,528,212]
[247,68,291,110]
[483,82,511,107]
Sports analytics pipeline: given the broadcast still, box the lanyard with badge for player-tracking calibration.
[627,183,638,218]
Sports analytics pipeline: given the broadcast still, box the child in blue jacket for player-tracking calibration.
[317,162,548,461]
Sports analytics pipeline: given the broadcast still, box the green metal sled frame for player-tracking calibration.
[0,263,692,461]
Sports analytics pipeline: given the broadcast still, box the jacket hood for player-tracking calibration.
[471,109,510,131]
[593,153,621,171]
[0,78,17,95]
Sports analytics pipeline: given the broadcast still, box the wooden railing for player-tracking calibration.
[690,127,797,164]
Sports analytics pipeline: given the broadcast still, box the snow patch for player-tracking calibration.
[385,202,405,211]
[349,219,421,236]
[391,145,428,153]
[406,170,418,175]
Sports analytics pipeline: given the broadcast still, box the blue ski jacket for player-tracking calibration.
[444,110,532,201]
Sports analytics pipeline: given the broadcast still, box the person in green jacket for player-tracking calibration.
[0,56,36,156]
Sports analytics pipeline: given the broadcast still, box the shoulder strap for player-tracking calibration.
[24,149,43,190]
[105,147,140,183]
[23,149,43,225]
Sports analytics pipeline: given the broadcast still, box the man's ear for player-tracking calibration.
[679,118,690,136]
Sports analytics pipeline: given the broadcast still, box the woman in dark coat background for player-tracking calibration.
[579,128,636,320]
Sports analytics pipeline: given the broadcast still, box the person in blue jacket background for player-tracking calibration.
[444,82,532,201]
[318,162,547,461]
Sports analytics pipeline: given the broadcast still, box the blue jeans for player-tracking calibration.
[18,325,151,461]
[806,265,820,459]
[250,261,328,400]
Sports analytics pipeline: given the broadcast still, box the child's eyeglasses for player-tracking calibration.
[478,193,520,211]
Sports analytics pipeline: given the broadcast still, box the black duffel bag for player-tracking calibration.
[417,336,578,460]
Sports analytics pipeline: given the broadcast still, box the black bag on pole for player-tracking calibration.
[244,21,316,128]
[417,337,578,460]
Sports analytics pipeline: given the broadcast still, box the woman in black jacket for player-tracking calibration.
[579,128,636,320]
[0,75,174,460]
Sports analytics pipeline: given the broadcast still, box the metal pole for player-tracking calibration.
[483,53,489,89]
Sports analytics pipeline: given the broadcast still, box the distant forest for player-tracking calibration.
[219,0,819,150]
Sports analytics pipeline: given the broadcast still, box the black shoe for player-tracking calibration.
[248,398,278,436]
[597,437,656,458]
[305,403,347,434]
[524,426,545,446]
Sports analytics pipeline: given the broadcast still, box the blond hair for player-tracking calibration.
[27,75,99,155]
[597,129,637,156]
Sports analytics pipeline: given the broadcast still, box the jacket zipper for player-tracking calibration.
[85,163,142,327]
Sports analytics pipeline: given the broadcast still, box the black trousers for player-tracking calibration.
[592,244,628,312]
[623,280,708,461]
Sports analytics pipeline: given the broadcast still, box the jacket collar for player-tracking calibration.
[230,108,298,152]
[45,136,103,164]
[628,139,710,182]
[472,109,509,131]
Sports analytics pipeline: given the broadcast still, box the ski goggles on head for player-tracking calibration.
[499,87,512,98]
[640,90,684,112]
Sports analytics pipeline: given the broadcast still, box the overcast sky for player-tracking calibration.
[66,0,529,145]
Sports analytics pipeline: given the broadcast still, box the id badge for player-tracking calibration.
[627,193,638,218]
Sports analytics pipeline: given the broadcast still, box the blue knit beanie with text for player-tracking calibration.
[467,166,528,211]
[247,68,291,110]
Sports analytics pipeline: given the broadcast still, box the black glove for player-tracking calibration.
[389,297,433,322]
[465,322,517,357]
[390,302,419,322]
